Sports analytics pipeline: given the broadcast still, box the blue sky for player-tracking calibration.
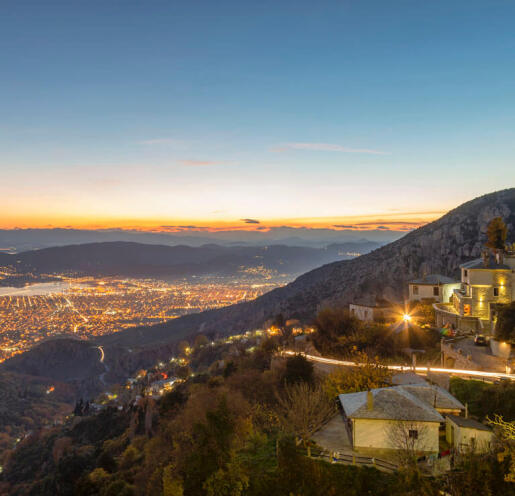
[1,0,514,229]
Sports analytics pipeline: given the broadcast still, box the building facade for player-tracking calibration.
[408,274,460,303]
[434,252,515,333]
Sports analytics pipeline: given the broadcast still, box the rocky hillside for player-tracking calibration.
[98,189,515,349]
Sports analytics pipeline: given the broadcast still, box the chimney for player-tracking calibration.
[482,250,489,268]
[465,403,468,419]
[367,390,374,411]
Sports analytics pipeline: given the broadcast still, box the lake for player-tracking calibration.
[0,281,81,297]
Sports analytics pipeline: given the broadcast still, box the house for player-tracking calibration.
[397,384,464,416]
[445,415,494,454]
[349,298,396,322]
[408,274,460,303]
[338,384,465,454]
[434,251,515,333]
[338,386,444,454]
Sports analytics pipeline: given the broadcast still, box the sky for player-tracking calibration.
[1,0,515,233]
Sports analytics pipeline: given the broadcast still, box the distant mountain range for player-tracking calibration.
[0,226,403,252]
[0,240,381,280]
[98,188,515,349]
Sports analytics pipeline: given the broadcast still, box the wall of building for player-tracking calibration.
[441,283,461,303]
[490,339,513,359]
[353,418,440,453]
[409,284,441,302]
[445,420,494,454]
[349,304,374,322]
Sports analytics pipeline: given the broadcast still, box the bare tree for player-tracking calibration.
[386,420,431,467]
[275,382,336,446]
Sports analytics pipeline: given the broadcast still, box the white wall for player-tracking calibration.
[353,418,440,453]
[446,419,494,454]
[409,284,440,302]
[349,304,374,322]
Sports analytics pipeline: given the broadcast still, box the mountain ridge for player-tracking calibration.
[98,188,515,349]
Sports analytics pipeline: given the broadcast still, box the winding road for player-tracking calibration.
[283,351,515,381]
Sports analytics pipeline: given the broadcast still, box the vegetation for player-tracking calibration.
[486,217,508,251]
[312,307,439,363]
[496,302,515,343]
[1,340,513,495]
[275,382,335,445]
[450,378,515,421]
[322,351,392,398]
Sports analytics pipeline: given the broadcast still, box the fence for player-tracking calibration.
[299,446,398,473]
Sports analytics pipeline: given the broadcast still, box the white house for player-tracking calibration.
[338,386,447,454]
[349,298,396,322]
[445,414,494,454]
[408,274,460,303]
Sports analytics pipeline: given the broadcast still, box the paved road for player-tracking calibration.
[452,338,506,373]
[283,351,515,381]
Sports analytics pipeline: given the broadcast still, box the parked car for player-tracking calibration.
[474,334,488,346]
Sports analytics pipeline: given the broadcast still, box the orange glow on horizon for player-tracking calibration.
[0,210,443,232]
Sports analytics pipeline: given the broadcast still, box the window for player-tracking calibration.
[464,269,468,277]
[408,430,418,439]
[413,286,419,295]
[494,287,499,297]
[433,286,439,296]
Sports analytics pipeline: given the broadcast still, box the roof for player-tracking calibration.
[338,387,444,423]
[446,414,492,432]
[391,372,428,386]
[350,297,393,309]
[460,258,511,270]
[400,384,465,411]
[409,274,458,285]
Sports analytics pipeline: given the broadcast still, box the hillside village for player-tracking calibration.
[1,214,515,495]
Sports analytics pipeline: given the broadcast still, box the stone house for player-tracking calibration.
[434,252,515,333]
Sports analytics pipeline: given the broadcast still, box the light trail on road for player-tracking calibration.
[97,345,105,363]
[282,351,515,381]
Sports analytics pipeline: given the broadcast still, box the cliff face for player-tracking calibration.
[99,189,515,349]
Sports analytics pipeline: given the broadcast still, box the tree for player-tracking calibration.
[275,382,336,446]
[487,415,515,482]
[323,351,391,398]
[203,459,249,496]
[486,217,508,251]
[282,354,314,385]
[162,464,184,496]
[495,302,515,344]
[194,334,209,349]
[386,420,430,468]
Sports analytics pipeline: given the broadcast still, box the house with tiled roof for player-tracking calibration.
[434,251,515,333]
[338,384,461,454]
[408,274,460,303]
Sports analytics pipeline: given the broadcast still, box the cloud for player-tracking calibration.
[240,218,260,224]
[270,142,389,155]
[333,224,355,229]
[178,159,220,166]
[376,226,390,230]
[139,138,179,145]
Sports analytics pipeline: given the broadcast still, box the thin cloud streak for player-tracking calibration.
[139,138,181,145]
[271,142,389,155]
[178,159,222,166]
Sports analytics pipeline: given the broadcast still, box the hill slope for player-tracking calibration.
[99,189,515,348]
[2,241,379,279]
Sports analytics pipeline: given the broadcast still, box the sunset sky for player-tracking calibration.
[2,1,515,232]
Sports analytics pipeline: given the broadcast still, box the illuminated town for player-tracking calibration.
[0,273,286,362]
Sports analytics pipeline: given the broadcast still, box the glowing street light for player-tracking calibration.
[403,314,412,322]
